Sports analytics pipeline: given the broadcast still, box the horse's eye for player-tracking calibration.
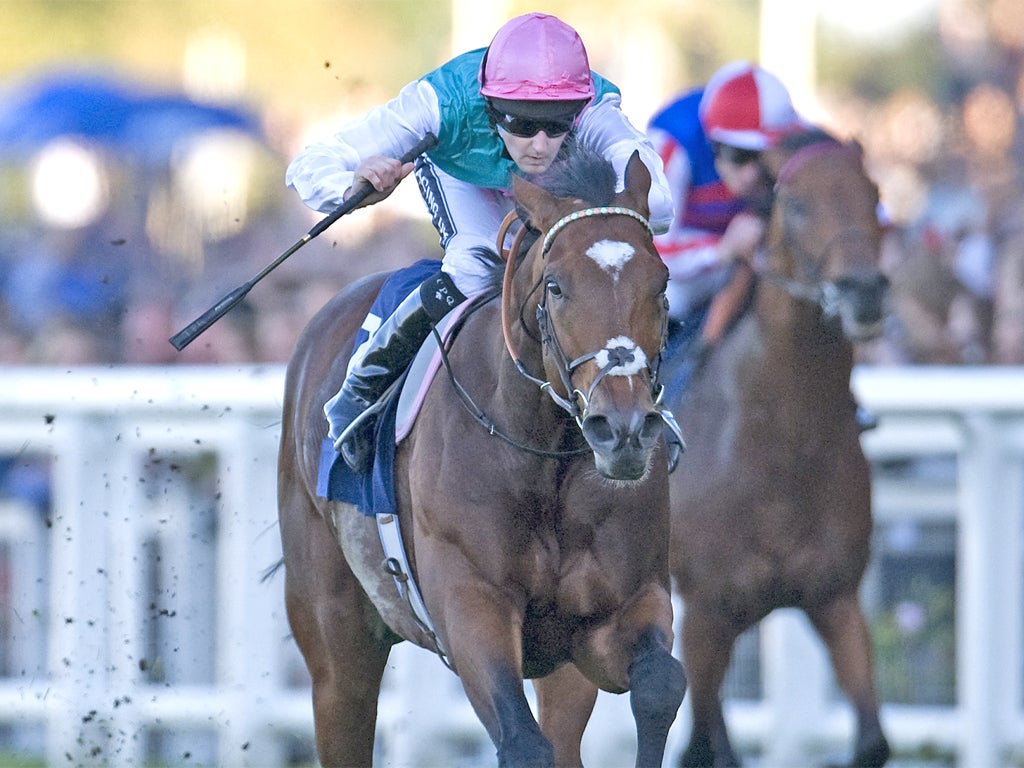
[546,280,563,298]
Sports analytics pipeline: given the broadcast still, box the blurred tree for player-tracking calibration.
[0,0,450,127]
[818,22,952,103]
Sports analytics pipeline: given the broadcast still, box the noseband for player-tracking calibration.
[756,226,880,319]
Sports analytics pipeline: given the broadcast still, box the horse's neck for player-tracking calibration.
[748,285,855,386]
[468,303,569,435]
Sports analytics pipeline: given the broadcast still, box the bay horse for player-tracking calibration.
[277,149,686,767]
[668,129,891,767]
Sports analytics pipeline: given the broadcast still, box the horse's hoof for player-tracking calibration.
[852,735,891,767]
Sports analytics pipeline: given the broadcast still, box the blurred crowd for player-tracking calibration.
[0,140,439,367]
[0,3,1022,369]
[839,0,1024,365]
[861,170,1024,366]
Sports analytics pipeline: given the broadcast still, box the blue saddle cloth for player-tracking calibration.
[316,259,442,516]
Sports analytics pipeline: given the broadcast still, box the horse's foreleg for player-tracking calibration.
[433,582,554,768]
[573,584,685,768]
[806,594,891,767]
[679,602,742,768]
[534,663,598,768]
[629,628,688,768]
[279,494,390,767]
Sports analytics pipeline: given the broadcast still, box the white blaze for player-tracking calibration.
[587,239,634,280]
[595,336,648,376]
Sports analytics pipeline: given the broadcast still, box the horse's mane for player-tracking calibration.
[524,142,617,206]
[776,126,839,153]
[462,146,620,296]
[513,143,618,252]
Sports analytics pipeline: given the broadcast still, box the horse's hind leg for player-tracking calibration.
[806,594,890,767]
[678,603,742,768]
[279,490,391,766]
[534,663,598,768]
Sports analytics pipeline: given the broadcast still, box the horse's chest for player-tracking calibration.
[553,548,624,616]
[720,505,868,605]
[511,515,637,621]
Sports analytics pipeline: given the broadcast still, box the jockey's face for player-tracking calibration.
[714,146,764,198]
[498,126,569,175]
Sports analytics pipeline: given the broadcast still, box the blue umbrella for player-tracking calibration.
[119,92,263,163]
[0,68,262,162]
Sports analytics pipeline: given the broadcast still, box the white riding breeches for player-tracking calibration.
[413,154,517,298]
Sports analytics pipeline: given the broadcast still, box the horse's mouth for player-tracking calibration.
[832,275,889,344]
[592,450,652,483]
[843,316,886,343]
[582,410,662,482]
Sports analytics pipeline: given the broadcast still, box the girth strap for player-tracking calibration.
[376,513,453,670]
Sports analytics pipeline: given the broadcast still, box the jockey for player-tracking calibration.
[287,12,673,473]
[647,61,804,342]
[648,61,878,431]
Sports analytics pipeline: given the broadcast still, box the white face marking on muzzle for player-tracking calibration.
[587,240,634,280]
[595,336,647,376]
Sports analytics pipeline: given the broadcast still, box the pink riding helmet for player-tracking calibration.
[479,12,596,102]
[699,61,801,150]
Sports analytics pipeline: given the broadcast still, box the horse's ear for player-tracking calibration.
[616,151,651,216]
[512,173,563,232]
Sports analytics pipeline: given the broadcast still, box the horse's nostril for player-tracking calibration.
[583,412,665,454]
[641,413,663,439]
[582,415,614,447]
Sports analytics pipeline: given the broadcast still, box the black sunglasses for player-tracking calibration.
[488,108,577,138]
[712,142,761,166]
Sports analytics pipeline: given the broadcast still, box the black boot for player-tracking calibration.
[326,271,466,473]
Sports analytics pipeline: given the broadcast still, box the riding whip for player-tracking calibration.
[169,132,438,351]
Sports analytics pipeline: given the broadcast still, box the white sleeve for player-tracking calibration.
[575,92,675,235]
[285,79,442,213]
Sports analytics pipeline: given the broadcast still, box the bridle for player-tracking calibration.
[754,226,880,320]
[431,205,680,461]
[753,140,880,321]
[499,206,664,429]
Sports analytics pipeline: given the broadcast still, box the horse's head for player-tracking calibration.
[509,151,670,482]
[761,132,888,342]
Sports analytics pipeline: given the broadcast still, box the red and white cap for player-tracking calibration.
[479,12,595,102]
[698,61,799,150]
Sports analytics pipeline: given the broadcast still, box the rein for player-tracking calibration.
[423,212,588,460]
[430,288,591,459]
